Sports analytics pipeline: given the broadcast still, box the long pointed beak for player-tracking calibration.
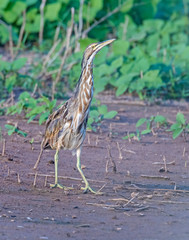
[94,39,116,52]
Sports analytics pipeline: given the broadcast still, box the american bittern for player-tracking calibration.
[34,39,115,193]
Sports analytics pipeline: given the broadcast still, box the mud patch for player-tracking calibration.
[0,101,189,240]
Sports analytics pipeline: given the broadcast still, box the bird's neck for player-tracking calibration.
[75,63,94,113]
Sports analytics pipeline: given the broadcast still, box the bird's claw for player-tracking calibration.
[81,185,103,195]
[50,183,73,190]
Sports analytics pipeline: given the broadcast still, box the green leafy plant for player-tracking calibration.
[6,92,57,124]
[87,103,117,131]
[5,124,27,137]
[123,113,189,141]
[0,56,36,98]
[123,115,167,140]
[1,0,188,100]
[167,112,189,140]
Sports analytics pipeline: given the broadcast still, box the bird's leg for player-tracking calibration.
[50,149,73,190]
[76,148,98,194]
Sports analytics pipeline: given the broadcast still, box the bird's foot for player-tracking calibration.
[50,183,73,190]
[81,185,103,195]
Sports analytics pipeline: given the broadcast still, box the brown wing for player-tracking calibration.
[42,100,71,149]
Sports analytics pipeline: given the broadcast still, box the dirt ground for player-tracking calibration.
[0,96,189,240]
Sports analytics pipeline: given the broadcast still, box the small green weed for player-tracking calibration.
[123,113,189,141]
[167,112,189,140]
[87,103,117,131]
[5,124,27,137]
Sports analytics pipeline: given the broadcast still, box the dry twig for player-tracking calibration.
[29,172,105,183]
[123,192,139,207]
[53,25,60,44]
[152,161,175,165]
[16,10,26,53]
[17,173,21,184]
[116,142,123,160]
[33,172,38,187]
[74,0,84,52]
[141,175,170,180]
[39,0,47,44]
[106,145,116,173]
[163,155,168,172]
[52,8,75,99]
[2,139,6,156]
[183,147,186,157]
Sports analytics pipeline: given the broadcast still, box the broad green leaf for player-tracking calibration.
[104,111,117,119]
[8,129,15,136]
[39,112,49,125]
[0,59,10,71]
[116,84,129,96]
[45,3,61,21]
[27,115,37,123]
[143,19,164,33]
[5,74,16,93]
[26,8,38,21]
[131,58,150,73]
[3,1,26,23]
[82,3,100,22]
[89,110,99,119]
[0,25,9,44]
[154,115,167,124]
[98,105,107,115]
[115,73,135,87]
[16,129,27,137]
[94,47,108,65]
[91,0,103,10]
[5,124,16,136]
[25,15,40,33]
[142,70,163,89]
[12,58,27,71]
[112,40,129,55]
[5,124,15,130]
[122,133,135,140]
[26,0,38,6]
[19,91,31,100]
[141,129,151,135]
[176,112,185,125]
[129,78,145,93]
[136,118,147,127]
[172,128,183,139]
[120,63,133,75]
[94,64,109,78]
[111,57,123,69]
[94,76,108,95]
[120,0,133,12]
[87,117,94,126]
[26,105,46,118]
[79,38,97,51]
[169,123,181,131]
[0,0,9,9]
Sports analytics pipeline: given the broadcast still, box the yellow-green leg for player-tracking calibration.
[76,148,97,194]
[50,149,72,190]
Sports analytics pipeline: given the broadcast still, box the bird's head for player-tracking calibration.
[81,39,115,69]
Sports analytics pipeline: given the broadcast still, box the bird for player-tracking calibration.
[33,39,115,193]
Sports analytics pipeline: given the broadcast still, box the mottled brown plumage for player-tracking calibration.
[34,39,115,193]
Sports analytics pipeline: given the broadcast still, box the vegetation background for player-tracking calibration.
[0,0,188,133]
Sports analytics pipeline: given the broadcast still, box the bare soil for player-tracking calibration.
[1,98,189,240]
